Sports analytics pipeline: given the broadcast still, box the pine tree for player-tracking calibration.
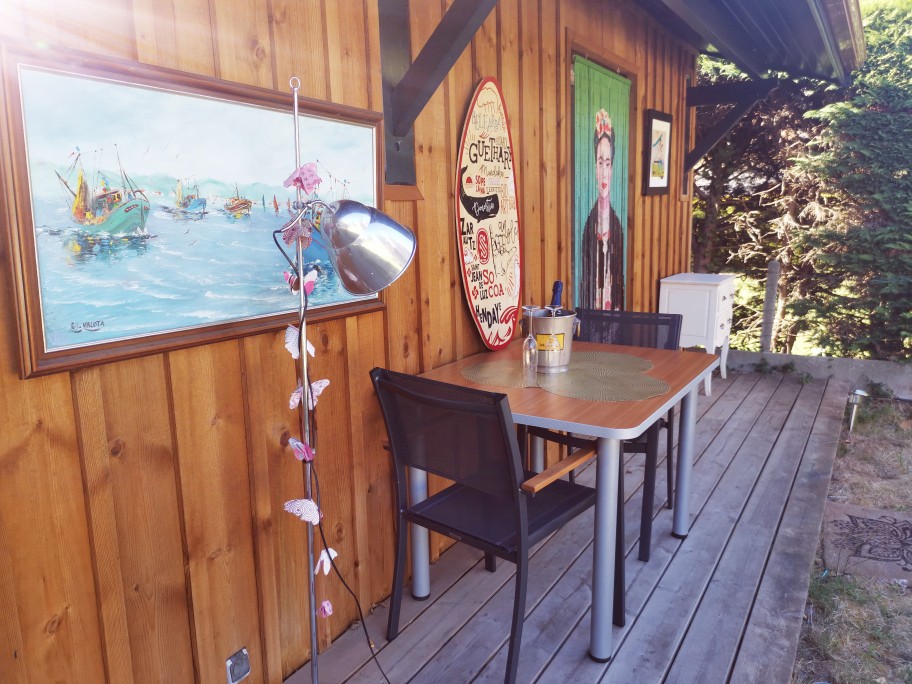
[798,0,912,359]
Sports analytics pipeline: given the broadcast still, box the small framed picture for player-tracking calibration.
[643,109,672,195]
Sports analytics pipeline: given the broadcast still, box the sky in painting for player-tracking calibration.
[18,64,376,203]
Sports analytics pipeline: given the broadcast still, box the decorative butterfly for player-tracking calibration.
[281,215,314,249]
[831,514,912,571]
[301,269,318,295]
[315,548,338,575]
[283,162,323,195]
[288,437,315,462]
[318,600,333,618]
[284,498,320,525]
[284,325,316,360]
[307,379,330,410]
[283,270,300,292]
[289,384,304,409]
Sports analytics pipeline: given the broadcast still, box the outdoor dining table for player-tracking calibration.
[413,339,718,662]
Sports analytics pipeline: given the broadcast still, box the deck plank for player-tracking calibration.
[290,370,848,684]
[665,377,841,682]
[406,502,597,683]
[619,376,819,682]
[285,543,482,684]
[728,377,850,684]
[469,376,743,684]
[536,374,785,682]
[284,368,737,684]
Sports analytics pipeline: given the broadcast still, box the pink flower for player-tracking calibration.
[302,269,318,295]
[288,437,314,462]
[281,214,313,249]
[284,162,322,195]
[318,600,333,618]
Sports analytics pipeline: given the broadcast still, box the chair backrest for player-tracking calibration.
[575,308,683,350]
[370,367,525,500]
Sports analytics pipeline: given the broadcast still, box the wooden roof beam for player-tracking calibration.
[381,0,498,185]
[684,79,778,171]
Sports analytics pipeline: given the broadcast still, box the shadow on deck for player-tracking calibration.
[289,370,850,684]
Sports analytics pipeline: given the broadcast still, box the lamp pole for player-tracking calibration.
[290,76,320,684]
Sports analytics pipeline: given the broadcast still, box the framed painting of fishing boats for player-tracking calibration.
[0,41,382,377]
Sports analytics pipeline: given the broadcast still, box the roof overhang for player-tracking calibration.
[636,0,865,84]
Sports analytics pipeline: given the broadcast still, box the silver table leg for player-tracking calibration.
[672,386,698,538]
[530,434,545,472]
[589,437,620,662]
[408,466,430,599]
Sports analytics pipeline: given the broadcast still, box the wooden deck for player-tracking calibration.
[288,370,850,684]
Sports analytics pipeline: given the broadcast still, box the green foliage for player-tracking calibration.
[693,0,912,360]
[692,59,841,353]
[798,1,912,359]
[867,381,896,400]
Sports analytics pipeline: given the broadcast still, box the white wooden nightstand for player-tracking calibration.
[659,273,736,396]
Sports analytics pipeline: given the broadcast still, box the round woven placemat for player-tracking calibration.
[461,351,667,401]
[461,360,535,388]
[537,368,670,402]
[570,351,653,373]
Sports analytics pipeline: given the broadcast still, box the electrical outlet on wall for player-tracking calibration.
[226,647,251,684]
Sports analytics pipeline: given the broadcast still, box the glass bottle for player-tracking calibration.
[521,306,538,386]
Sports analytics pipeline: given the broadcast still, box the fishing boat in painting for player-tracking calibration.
[223,184,252,217]
[176,178,207,214]
[55,152,150,235]
[163,177,207,220]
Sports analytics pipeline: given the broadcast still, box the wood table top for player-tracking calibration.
[420,340,718,440]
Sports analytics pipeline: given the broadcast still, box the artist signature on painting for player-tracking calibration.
[71,320,105,333]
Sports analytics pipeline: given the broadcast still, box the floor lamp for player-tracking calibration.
[283,77,416,683]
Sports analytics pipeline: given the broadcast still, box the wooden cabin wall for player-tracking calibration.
[0,0,695,682]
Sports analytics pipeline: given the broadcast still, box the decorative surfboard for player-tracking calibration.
[455,77,522,350]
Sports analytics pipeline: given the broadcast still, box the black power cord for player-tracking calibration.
[312,465,392,684]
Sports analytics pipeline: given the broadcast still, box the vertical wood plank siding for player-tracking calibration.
[0,0,695,680]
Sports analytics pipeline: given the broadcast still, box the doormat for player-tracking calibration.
[822,501,912,579]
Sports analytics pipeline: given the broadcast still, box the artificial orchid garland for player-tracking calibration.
[284,498,321,525]
[284,162,322,195]
[315,548,338,575]
[284,325,315,360]
[288,437,315,462]
[279,164,338,619]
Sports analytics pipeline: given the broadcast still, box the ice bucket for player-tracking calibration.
[527,308,578,373]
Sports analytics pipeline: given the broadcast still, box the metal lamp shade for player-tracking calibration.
[321,199,417,295]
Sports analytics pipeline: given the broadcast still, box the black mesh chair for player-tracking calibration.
[371,367,596,684]
[527,309,683,565]
[577,308,683,508]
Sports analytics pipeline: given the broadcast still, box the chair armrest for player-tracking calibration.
[387,430,595,495]
[521,445,597,495]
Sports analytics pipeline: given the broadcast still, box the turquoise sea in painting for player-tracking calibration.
[32,196,347,350]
